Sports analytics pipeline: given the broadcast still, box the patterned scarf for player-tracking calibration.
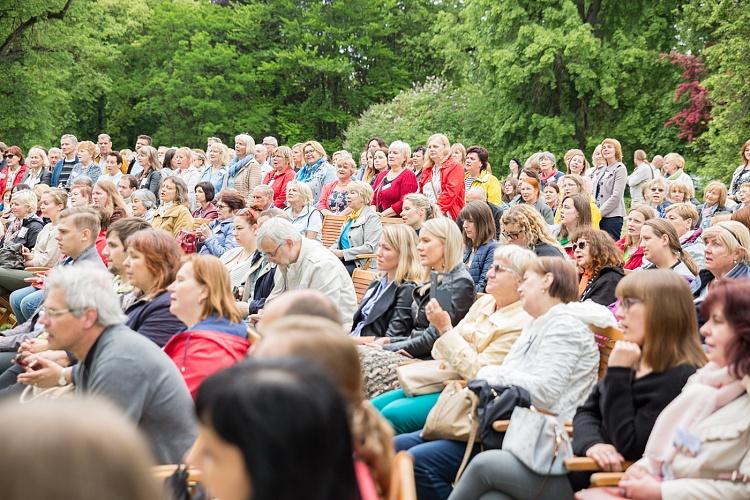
[296,157,325,183]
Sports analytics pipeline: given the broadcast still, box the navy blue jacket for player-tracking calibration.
[463,240,497,292]
[126,291,187,347]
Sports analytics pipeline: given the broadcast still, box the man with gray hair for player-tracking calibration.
[262,136,278,157]
[17,264,196,464]
[249,184,275,212]
[254,144,272,176]
[96,133,113,168]
[256,217,357,328]
[51,134,79,187]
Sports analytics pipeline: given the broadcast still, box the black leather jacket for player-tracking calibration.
[385,264,475,359]
[351,280,416,339]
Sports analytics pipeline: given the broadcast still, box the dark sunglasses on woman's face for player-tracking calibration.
[3,154,14,159]
[650,188,665,193]
[573,241,587,250]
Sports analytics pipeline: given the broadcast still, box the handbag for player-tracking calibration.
[176,230,198,254]
[501,406,572,476]
[0,242,26,270]
[397,359,460,397]
[467,380,531,450]
[19,383,74,402]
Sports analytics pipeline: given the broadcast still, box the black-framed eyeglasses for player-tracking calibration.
[573,241,587,250]
[263,242,283,258]
[650,188,665,192]
[217,203,229,210]
[3,154,14,159]
[619,297,643,310]
[492,264,513,274]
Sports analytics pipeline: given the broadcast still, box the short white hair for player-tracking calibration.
[263,136,278,147]
[235,134,255,149]
[389,140,411,160]
[286,180,313,205]
[45,264,126,327]
[60,134,78,145]
[256,217,302,246]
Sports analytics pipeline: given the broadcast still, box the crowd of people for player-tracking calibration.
[1,132,750,500]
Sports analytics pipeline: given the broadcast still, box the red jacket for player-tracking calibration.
[0,163,27,196]
[418,156,465,219]
[263,168,295,208]
[164,330,250,399]
[373,168,418,215]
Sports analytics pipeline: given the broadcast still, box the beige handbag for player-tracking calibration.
[397,359,461,397]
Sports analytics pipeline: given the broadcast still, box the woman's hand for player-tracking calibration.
[17,355,67,388]
[196,224,211,239]
[331,249,344,258]
[19,337,49,355]
[21,245,31,263]
[618,466,662,500]
[608,340,641,369]
[585,443,625,472]
[425,298,452,334]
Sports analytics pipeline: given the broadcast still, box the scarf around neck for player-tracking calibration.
[296,157,325,183]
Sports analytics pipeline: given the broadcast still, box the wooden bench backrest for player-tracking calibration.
[321,215,348,248]
[352,269,378,303]
[591,325,624,380]
[388,451,417,500]
[381,217,405,226]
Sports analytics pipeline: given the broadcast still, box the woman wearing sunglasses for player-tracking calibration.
[644,177,672,218]
[572,228,625,307]
[500,204,565,258]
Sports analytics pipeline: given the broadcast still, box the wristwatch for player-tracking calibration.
[58,368,67,387]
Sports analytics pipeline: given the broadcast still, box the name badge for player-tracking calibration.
[17,227,28,239]
[673,427,701,457]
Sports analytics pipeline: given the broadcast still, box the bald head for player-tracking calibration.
[466,187,488,203]
[259,290,340,331]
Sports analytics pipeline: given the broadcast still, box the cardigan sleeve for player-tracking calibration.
[390,169,418,215]
[438,162,465,220]
[572,383,608,456]
[342,213,382,261]
[317,181,336,211]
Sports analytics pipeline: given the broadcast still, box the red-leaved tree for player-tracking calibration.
[662,51,711,142]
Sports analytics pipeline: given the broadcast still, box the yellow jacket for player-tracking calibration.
[466,171,503,206]
[151,203,194,237]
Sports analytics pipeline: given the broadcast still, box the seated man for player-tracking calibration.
[256,218,357,329]
[10,207,104,324]
[249,184,275,214]
[18,264,196,464]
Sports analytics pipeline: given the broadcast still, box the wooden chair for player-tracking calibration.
[352,268,378,303]
[564,457,633,472]
[355,216,405,268]
[151,464,203,483]
[321,215,348,248]
[388,451,417,500]
[491,326,624,435]
[0,297,15,328]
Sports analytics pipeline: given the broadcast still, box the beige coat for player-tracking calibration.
[642,376,750,499]
[266,238,357,329]
[431,295,531,379]
[151,204,194,237]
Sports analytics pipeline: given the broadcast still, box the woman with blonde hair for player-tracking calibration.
[697,180,731,229]
[594,138,628,240]
[172,146,201,208]
[663,152,694,189]
[500,203,565,257]
[401,192,439,234]
[91,180,128,225]
[640,218,698,280]
[254,316,395,499]
[199,142,230,195]
[22,147,52,187]
[628,149,655,206]
[296,140,336,203]
[617,205,658,270]
[329,180,382,273]
[351,223,422,338]
[644,177,672,217]
[67,140,102,187]
[668,181,695,205]
[284,180,322,240]
[227,134,261,201]
[419,133,465,220]
[134,145,162,199]
[264,145,297,209]
[451,143,466,167]
[164,254,249,398]
[318,156,357,216]
[0,189,44,250]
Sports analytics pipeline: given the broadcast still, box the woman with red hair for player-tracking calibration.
[518,176,554,224]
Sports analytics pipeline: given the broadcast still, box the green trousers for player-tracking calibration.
[0,268,32,298]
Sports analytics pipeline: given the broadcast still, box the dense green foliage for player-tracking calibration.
[1,0,749,183]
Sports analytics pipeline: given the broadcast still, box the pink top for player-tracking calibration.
[372,168,418,215]
[354,457,380,500]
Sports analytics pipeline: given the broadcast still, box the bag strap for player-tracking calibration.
[453,392,479,484]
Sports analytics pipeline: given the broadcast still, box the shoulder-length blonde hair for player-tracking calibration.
[616,270,707,372]
[702,221,750,265]
[703,180,728,206]
[273,146,294,171]
[669,181,695,202]
[183,254,243,323]
[424,133,451,170]
[94,180,128,213]
[138,146,161,173]
[419,217,464,280]
[501,204,563,251]
[380,224,422,284]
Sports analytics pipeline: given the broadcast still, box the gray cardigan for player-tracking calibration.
[594,162,627,218]
[331,206,383,264]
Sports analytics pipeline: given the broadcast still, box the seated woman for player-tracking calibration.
[554,193,593,257]
[401,193,439,234]
[0,189,45,251]
[237,209,279,316]
[283,180,322,240]
[197,189,244,257]
[359,217,475,397]
[644,178,672,217]
[129,189,157,222]
[220,208,260,295]
[91,180,128,226]
[501,204,566,258]
[123,229,186,347]
[351,224,421,339]
[617,206,657,271]
[518,176,554,224]
[691,221,750,319]
[69,183,92,207]
[317,156,356,216]
[372,245,535,435]
[450,270,706,500]
[191,358,360,500]
[665,203,705,268]
[603,279,750,499]
[254,316,395,498]
[150,176,194,237]
[397,258,613,500]
[573,228,625,306]
[192,181,219,220]
[668,180,695,206]
[460,201,497,292]
[373,141,419,217]
[329,180,382,274]
[164,255,249,398]
[640,218,698,281]
[697,180,731,229]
